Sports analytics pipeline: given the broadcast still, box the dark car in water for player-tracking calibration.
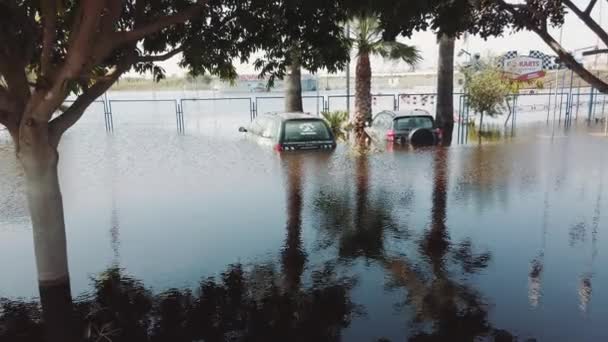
[366,109,442,146]
[239,112,336,152]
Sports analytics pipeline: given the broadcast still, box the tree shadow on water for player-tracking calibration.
[0,262,357,342]
[1,153,358,342]
[313,149,530,342]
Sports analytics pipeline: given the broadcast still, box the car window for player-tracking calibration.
[372,114,392,129]
[261,118,277,138]
[395,116,434,130]
[250,117,265,136]
[283,120,331,142]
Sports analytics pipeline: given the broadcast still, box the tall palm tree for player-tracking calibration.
[285,48,304,112]
[436,34,456,146]
[350,15,421,142]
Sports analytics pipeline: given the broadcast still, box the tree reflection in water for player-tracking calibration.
[314,149,521,341]
[1,153,357,342]
[280,154,307,292]
[0,263,357,342]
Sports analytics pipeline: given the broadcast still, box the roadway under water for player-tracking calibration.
[1,119,607,341]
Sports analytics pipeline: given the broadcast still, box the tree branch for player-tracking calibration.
[135,47,184,62]
[563,0,608,47]
[22,0,107,123]
[0,61,31,106]
[0,86,17,113]
[60,0,106,80]
[114,0,207,46]
[498,0,608,93]
[585,0,599,15]
[40,0,58,76]
[49,61,130,146]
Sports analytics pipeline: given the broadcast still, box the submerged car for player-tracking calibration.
[366,109,442,146]
[239,112,336,152]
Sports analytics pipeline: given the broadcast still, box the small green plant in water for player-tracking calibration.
[321,110,349,141]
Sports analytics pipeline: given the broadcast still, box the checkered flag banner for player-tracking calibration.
[498,50,563,70]
[530,50,563,70]
[497,50,518,68]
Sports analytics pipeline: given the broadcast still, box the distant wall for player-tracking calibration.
[111,69,608,93]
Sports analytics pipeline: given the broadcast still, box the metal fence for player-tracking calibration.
[71,90,608,140]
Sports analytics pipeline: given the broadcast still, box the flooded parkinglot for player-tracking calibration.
[1,120,608,341]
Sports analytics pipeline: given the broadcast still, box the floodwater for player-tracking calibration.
[1,108,608,341]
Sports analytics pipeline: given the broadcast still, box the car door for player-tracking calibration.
[369,113,391,141]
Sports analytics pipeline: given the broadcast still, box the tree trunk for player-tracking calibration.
[39,281,78,342]
[17,122,76,342]
[436,34,455,146]
[354,52,372,143]
[285,52,303,113]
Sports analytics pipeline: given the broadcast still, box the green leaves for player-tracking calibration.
[251,0,351,84]
[351,15,421,66]
[463,64,511,118]
[321,110,349,140]
[381,42,421,65]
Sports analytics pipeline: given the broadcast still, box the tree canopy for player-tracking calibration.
[0,0,358,148]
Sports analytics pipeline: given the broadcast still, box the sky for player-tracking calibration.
[151,0,608,77]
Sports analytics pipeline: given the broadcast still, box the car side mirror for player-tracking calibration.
[238,127,248,133]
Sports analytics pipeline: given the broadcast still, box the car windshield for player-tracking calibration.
[395,116,434,130]
[283,120,331,142]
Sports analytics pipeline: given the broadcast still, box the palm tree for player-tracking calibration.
[436,34,456,146]
[285,48,304,112]
[350,15,421,142]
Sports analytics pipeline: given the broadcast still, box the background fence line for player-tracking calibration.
[63,90,608,138]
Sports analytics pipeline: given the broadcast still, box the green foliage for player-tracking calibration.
[0,0,353,95]
[251,0,351,87]
[321,111,349,140]
[353,0,564,40]
[463,66,510,118]
[350,15,421,65]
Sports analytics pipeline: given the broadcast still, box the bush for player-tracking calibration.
[321,111,349,140]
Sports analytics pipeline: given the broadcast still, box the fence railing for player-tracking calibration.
[70,90,608,139]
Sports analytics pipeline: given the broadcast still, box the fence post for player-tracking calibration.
[175,101,181,134]
[458,95,463,144]
[576,86,581,121]
[588,88,595,124]
[106,100,114,133]
[602,95,606,118]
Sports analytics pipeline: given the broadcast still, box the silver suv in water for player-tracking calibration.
[239,112,336,152]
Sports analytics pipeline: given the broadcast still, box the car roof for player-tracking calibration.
[377,109,433,119]
[262,112,321,121]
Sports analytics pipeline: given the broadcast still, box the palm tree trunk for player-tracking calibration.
[285,50,303,112]
[436,34,455,146]
[354,52,372,143]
